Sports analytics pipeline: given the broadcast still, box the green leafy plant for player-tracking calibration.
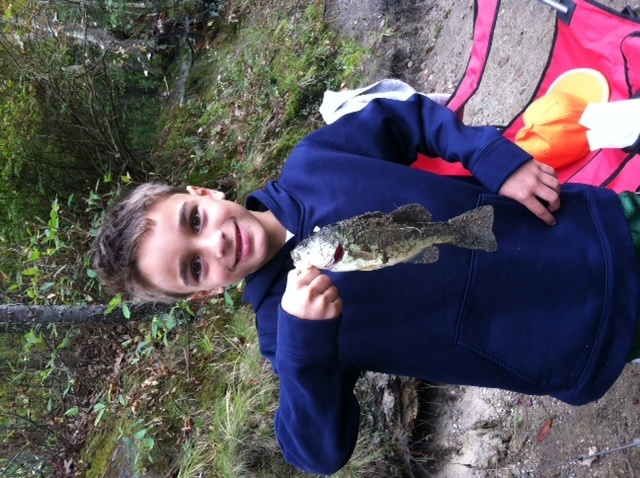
[4,192,106,306]
[118,418,157,469]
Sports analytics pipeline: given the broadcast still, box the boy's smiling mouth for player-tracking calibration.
[235,224,243,266]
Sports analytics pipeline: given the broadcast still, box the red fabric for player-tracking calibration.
[414,0,640,192]
[411,0,500,178]
[503,0,640,192]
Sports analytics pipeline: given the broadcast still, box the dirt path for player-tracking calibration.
[323,1,640,476]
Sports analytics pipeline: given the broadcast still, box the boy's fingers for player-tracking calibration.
[537,168,561,216]
[541,189,561,213]
[309,273,335,293]
[319,283,341,303]
[540,166,561,192]
[283,267,342,320]
[498,159,561,225]
[289,266,320,285]
[538,162,558,178]
[287,267,339,299]
[536,180,561,212]
[524,195,557,225]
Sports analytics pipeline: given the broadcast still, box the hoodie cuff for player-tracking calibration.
[470,136,532,193]
[277,305,342,362]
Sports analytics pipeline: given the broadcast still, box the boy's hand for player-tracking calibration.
[498,159,561,226]
[282,267,343,320]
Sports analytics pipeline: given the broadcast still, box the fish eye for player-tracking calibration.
[190,209,202,232]
[191,256,202,280]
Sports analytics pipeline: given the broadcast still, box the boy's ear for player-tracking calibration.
[186,186,225,200]
[190,287,224,300]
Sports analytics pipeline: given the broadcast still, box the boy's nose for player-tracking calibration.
[211,229,227,258]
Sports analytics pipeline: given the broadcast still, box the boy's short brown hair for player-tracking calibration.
[92,182,193,302]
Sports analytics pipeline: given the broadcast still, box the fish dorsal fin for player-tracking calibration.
[358,211,385,220]
[390,204,431,223]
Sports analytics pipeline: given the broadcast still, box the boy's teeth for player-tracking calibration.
[235,226,242,264]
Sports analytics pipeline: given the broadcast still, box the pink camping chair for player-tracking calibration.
[413,0,640,192]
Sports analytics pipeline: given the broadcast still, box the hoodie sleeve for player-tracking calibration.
[252,287,361,475]
[301,93,532,193]
[268,306,361,475]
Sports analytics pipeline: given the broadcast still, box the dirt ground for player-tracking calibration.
[323,1,640,477]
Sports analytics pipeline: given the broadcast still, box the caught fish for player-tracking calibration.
[292,204,497,272]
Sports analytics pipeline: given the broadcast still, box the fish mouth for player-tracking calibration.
[320,244,344,269]
[333,244,344,264]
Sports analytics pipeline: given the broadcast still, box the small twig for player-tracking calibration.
[289,0,303,15]
[0,445,28,476]
[184,322,191,381]
[534,438,640,472]
[440,438,640,475]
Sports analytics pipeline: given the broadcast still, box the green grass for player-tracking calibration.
[81,302,389,477]
[78,0,407,476]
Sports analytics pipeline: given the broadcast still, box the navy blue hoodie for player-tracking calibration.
[242,94,640,474]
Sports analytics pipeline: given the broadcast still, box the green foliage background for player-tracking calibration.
[0,0,398,476]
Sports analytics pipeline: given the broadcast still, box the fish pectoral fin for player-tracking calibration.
[349,250,377,262]
[390,204,432,224]
[405,246,439,265]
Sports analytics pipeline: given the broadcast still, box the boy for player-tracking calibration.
[93,88,640,475]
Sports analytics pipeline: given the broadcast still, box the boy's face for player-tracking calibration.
[136,186,271,298]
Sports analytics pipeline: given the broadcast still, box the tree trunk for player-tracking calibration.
[0,303,178,325]
[2,17,157,54]
[59,0,155,9]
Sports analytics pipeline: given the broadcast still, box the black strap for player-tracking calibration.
[557,0,576,24]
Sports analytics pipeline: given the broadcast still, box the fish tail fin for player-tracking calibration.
[447,205,497,252]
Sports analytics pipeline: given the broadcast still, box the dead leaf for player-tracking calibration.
[181,416,193,438]
[64,459,74,474]
[536,417,553,443]
[580,445,599,467]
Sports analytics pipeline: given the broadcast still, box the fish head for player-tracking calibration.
[291,234,344,271]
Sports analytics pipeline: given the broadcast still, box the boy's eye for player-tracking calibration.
[191,257,202,280]
[190,209,202,232]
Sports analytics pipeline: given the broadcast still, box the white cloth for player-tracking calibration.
[319,79,450,125]
[580,99,640,150]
